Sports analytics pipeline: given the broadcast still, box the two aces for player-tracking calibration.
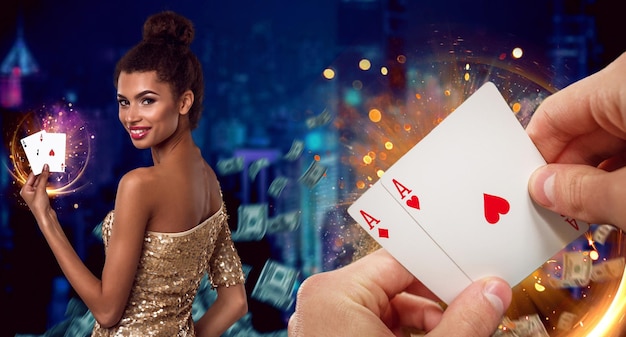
[20,130,67,175]
[348,82,587,304]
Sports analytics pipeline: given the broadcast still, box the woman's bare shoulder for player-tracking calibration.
[112,168,158,230]
[115,167,164,208]
[203,162,222,189]
[118,167,158,189]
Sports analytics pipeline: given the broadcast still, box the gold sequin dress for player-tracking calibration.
[91,203,245,337]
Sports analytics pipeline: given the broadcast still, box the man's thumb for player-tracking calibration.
[429,278,511,337]
[528,164,624,227]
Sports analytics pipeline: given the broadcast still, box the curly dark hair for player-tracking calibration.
[113,11,204,130]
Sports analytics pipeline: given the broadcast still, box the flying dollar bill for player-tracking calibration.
[267,210,301,233]
[556,311,577,330]
[513,314,549,337]
[241,264,253,280]
[562,251,593,286]
[223,313,287,337]
[268,176,290,198]
[590,257,625,282]
[550,251,593,288]
[492,314,549,337]
[249,158,271,181]
[216,156,244,175]
[298,160,326,188]
[491,317,519,337]
[64,312,96,337]
[92,222,103,242]
[305,108,332,129]
[65,297,89,317]
[251,260,299,311]
[232,203,268,241]
[593,224,617,245]
[283,139,304,161]
[192,273,218,321]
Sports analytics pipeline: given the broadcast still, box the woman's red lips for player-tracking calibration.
[129,126,151,140]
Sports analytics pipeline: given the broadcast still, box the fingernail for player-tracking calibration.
[530,167,555,207]
[43,164,49,172]
[483,279,509,315]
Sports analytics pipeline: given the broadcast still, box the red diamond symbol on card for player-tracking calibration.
[378,228,389,238]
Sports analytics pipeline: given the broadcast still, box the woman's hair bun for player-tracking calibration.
[142,11,194,47]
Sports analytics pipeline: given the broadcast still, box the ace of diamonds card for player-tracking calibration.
[348,82,588,304]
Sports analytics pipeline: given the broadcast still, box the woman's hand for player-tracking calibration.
[19,164,54,221]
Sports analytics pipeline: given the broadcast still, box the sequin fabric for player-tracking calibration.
[91,203,245,337]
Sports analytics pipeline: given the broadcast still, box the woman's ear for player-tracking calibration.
[179,90,194,115]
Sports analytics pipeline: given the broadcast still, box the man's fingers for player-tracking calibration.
[345,249,419,301]
[526,52,626,163]
[428,277,511,337]
[289,270,397,337]
[528,163,626,228]
[382,292,443,333]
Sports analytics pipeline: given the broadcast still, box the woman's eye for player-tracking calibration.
[141,98,155,105]
[118,99,129,107]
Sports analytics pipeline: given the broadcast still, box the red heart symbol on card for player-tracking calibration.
[484,193,509,224]
[406,195,420,209]
[49,149,55,156]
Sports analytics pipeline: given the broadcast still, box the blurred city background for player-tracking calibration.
[0,0,623,336]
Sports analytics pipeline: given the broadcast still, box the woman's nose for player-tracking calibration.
[123,104,140,123]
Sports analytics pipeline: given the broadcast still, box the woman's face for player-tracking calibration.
[116,71,181,149]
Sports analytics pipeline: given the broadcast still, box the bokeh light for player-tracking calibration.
[368,108,382,123]
[358,58,371,71]
[323,67,335,80]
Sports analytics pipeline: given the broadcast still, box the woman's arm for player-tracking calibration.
[95,169,152,326]
[194,284,247,337]
[20,166,151,327]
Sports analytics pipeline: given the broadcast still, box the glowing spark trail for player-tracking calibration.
[7,102,92,197]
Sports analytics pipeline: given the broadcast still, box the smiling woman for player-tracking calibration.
[19,11,247,337]
[116,71,186,150]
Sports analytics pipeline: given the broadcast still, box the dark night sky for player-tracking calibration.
[1,0,622,101]
[1,0,621,55]
[0,0,338,63]
[0,0,341,108]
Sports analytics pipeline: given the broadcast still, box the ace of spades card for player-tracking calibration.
[20,130,46,174]
[348,82,588,304]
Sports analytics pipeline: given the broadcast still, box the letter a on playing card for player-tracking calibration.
[348,181,472,304]
[358,210,380,230]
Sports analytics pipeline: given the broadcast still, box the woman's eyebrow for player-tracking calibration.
[117,90,160,99]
